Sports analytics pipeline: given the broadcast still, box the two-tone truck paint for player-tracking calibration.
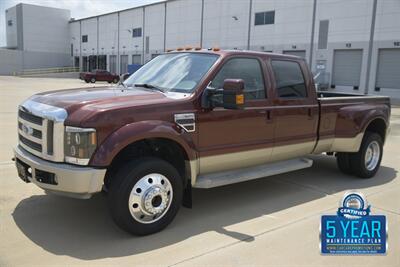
[14,49,390,235]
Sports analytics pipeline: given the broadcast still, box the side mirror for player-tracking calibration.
[221,79,245,109]
[201,79,245,110]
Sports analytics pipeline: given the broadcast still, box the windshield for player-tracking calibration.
[123,53,219,93]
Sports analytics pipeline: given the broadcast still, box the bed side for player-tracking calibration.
[313,95,390,154]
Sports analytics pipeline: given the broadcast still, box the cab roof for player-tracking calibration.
[166,48,305,60]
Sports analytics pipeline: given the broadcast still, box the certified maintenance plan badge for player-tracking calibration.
[320,191,387,254]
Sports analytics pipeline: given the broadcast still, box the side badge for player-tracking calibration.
[174,113,195,133]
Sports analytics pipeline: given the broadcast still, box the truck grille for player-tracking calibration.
[18,109,43,125]
[18,108,57,160]
[19,134,42,151]
[18,101,67,162]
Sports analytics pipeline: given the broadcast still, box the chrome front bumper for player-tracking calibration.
[14,146,106,199]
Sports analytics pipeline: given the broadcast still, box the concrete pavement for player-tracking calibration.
[0,76,399,266]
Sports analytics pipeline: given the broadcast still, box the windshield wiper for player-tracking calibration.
[134,83,165,93]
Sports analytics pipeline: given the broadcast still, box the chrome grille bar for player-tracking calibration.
[17,100,67,162]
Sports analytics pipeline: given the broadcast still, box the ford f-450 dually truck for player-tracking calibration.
[14,49,390,235]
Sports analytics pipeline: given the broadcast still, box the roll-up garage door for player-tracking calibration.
[332,49,363,87]
[376,48,400,89]
[120,55,128,75]
[283,50,306,59]
[109,55,116,74]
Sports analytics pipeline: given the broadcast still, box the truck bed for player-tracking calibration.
[313,91,390,154]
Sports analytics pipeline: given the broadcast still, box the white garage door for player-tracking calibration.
[376,48,400,89]
[283,50,306,59]
[332,49,363,87]
[109,55,117,74]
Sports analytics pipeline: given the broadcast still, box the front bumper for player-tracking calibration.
[14,145,106,199]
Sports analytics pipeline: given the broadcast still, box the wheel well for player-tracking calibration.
[104,138,189,189]
[365,118,387,141]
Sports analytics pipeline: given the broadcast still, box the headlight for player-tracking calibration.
[64,126,97,165]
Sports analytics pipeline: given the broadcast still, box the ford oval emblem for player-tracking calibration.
[22,124,34,135]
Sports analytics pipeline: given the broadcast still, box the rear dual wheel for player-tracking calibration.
[336,132,383,178]
[108,157,183,235]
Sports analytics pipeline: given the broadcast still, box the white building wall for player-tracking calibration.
[165,0,202,49]
[119,9,143,62]
[251,0,313,58]
[80,18,97,57]
[144,3,166,62]
[22,4,70,54]
[312,0,373,92]
[4,0,400,99]
[367,0,400,99]
[70,22,80,58]
[99,13,119,56]
[203,0,249,50]
[5,6,18,48]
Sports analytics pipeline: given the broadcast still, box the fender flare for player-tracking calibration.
[89,120,197,167]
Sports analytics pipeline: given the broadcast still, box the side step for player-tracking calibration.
[194,158,313,189]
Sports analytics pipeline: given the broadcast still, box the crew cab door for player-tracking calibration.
[268,58,319,161]
[197,56,274,174]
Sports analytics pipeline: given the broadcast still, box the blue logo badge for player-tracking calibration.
[320,191,387,254]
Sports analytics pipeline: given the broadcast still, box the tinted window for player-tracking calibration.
[211,58,266,100]
[82,35,88,43]
[132,27,142,38]
[271,60,307,98]
[254,11,275,26]
[255,13,264,25]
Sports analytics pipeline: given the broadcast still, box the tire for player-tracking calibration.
[113,78,119,83]
[349,132,383,178]
[85,79,90,83]
[108,157,183,235]
[336,152,353,175]
[90,77,96,83]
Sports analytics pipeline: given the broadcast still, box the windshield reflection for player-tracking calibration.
[124,53,219,93]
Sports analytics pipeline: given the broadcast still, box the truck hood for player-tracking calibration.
[32,86,181,110]
[29,86,188,124]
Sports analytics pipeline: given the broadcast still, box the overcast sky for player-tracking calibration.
[0,0,164,47]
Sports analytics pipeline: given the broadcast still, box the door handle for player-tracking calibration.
[258,110,272,123]
[266,110,272,121]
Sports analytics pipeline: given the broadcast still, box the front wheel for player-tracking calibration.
[350,132,383,178]
[108,157,183,235]
[90,77,96,83]
[113,78,119,83]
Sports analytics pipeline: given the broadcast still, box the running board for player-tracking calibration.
[194,158,313,189]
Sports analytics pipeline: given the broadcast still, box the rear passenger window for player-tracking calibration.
[211,58,266,100]
[271,60,307,98]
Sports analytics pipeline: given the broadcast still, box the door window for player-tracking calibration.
[271,60,307,98]
[211,58,266,100]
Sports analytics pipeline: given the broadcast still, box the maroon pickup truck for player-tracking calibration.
[14,49,390,235]
[79,69,119,83]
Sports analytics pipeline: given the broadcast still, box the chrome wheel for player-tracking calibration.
[365,141,380,171]
[128,173,173,224]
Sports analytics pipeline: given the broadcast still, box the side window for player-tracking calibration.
[211,58,266,100]
[271,60,307,98]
